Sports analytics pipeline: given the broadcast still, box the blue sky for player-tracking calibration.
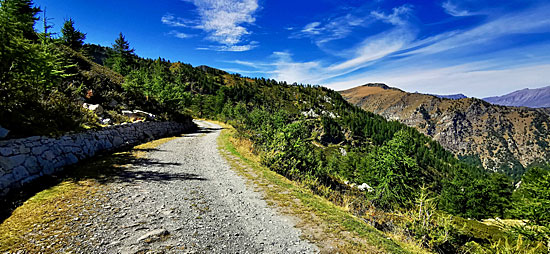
[34,0,550,97]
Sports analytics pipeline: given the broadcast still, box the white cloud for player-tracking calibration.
[371,5,412,26]
[441,1,471,17]
[186,0,259,46]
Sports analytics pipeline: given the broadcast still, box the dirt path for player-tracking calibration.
[66,120,318,253]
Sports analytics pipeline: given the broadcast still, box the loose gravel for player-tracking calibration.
[65,120,319,253]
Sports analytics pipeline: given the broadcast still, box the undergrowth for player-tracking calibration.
[215,121,416,254]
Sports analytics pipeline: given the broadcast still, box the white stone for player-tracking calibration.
[357,183,374,192]
[83,103,104,115]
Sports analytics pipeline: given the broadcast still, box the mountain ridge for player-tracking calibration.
[340,83,550,177]
[483,85,550,108]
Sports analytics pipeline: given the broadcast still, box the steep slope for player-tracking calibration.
[483,85,550,108]
[340,84,550,177]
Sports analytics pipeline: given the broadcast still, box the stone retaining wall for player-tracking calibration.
[0,121,195,197]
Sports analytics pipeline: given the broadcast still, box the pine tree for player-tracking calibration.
[106,32,135,75]
[60,18,86,50]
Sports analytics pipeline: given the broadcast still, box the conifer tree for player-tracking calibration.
[106,32,135,75]
[60,18,86,50]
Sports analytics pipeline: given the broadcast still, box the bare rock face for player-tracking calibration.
[340,84,550,177]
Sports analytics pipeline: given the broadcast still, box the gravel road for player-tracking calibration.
[67,120,318,253]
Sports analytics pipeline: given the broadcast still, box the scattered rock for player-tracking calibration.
[357,183,374,192]
[83,103,104,115]
[137,229,169,243]
[122,110,156,122]
[100,118,112,125]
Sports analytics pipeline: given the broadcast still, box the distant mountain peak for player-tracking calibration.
[361,83,391,89]
[429,93,468,100]
[483,85,550,108]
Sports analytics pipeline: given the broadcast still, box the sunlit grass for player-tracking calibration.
[215,121,415,253]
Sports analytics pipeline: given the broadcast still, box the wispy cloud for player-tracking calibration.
[371,5,412,25]
[246,1,550,97]
[398,4,550,57]
[197,41,259,52]
[441,1,471,17]
[161,13,196,27]
[301,22,322,35]
[291,13,374,49]
[167,30,192,39]
[327,29,412,72]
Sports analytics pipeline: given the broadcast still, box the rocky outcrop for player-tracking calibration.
[340,84,550,177]
[0,121,195,197]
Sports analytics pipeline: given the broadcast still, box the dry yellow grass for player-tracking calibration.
[0,136,179,252]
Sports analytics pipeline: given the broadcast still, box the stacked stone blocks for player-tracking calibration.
[0,121,193,197]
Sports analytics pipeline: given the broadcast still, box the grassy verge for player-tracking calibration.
[215,121,419,254]
[0,136,179,252]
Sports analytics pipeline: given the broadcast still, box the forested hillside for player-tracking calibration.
[0,0,190,139]
[340,84,550,178]
[1,0,549,252]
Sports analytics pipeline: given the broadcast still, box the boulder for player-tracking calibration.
[122,110,156,122]
[83,103,104,115]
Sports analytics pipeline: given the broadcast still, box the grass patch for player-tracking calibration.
[215,121,415,254]
[0,136,179,252]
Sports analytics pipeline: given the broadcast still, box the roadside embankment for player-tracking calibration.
[0,121,195,197]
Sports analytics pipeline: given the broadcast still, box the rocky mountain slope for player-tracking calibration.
[430,93,468,100]
[340,84,550,177]
[483,85,550,108]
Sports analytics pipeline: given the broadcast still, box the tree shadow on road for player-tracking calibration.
[195,127,224,133]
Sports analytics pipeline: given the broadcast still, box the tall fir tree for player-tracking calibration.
[106,32,135,75]
[60,18,86,50]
